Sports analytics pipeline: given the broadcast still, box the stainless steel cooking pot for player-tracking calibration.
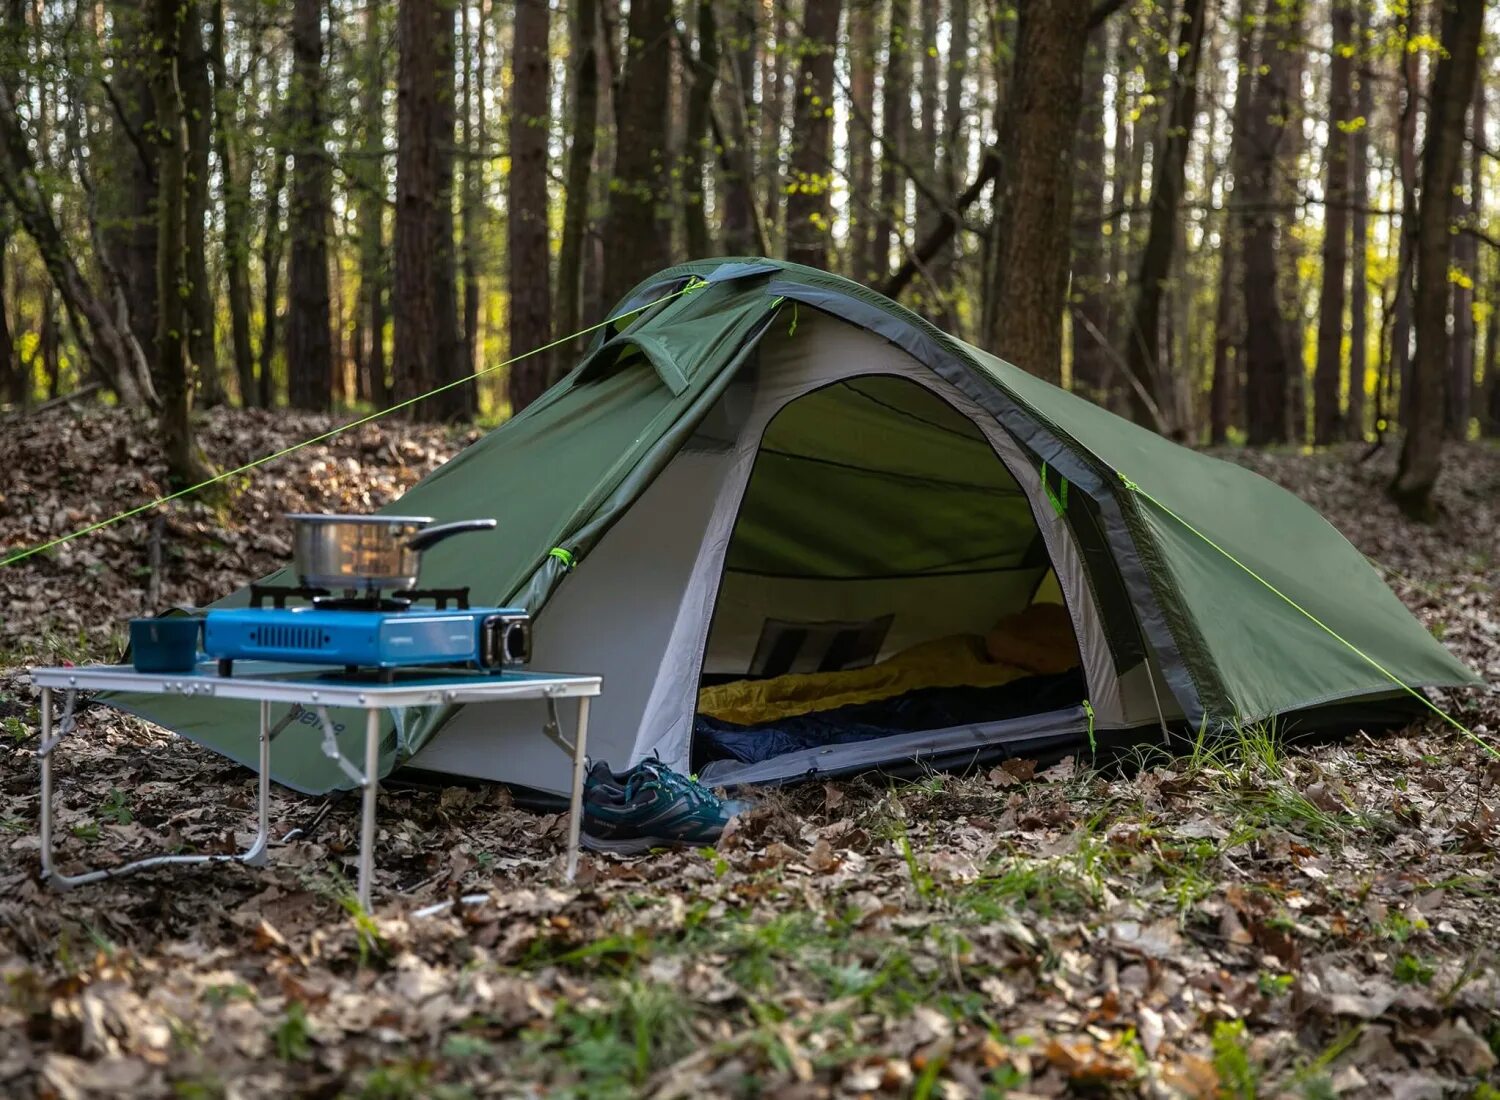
[286,514,497,593]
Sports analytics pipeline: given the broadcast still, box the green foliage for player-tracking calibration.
[440,1033,495,1060]
[699,845,730,879]
[272,1002,313,1063]
[358,1059,472,1100]
[895,819,936,901]
[341,894,389,968]
[171,1078,225,1100]
[97,787,132,825]
[1392,953,1435,985]
[521,982,694,1097]
[203,982,255,1006]
[959,853,1099,917]
[1212,1020,1259,1100]
[1258,971,1294,997]
[1374,911,1428,943]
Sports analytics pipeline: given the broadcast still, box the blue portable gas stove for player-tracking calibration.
[204,584,531,681]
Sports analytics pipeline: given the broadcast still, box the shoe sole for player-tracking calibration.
[580,832,712,855]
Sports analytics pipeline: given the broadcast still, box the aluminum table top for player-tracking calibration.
[29,662,602,708]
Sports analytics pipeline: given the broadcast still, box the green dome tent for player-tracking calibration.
[111,259,1481,795]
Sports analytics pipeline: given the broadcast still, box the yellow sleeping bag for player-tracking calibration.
[698,604,1081,726]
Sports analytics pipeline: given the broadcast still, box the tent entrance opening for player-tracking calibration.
[691,375,1086,771]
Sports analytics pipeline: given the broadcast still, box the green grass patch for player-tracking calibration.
[1212,1019,1259,1100]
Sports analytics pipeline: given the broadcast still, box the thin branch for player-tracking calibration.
[883,149,1001,297]
[97,78,158,182]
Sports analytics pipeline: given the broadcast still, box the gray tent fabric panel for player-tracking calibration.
[406,447,745,792]
[698,705,1094,787]
[976,403,1127,725]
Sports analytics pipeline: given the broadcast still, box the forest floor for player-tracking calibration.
[0,404,1497,1099]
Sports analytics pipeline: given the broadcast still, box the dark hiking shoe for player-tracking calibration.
[581,758,749,855]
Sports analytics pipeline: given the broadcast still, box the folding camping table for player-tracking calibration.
[30,662,602,909]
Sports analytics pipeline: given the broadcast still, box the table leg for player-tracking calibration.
[357,708,379,911]
[38,692,276,888]
[566,696,591,882]
[38,686,55,883]
[242,700,271,867]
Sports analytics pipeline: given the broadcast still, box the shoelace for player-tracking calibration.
[625,761,719,810]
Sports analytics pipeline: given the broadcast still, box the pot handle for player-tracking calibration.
[406,518,497,552]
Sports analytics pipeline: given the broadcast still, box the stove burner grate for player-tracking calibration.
[314,596,413,612]
[247,583,472,611]
[250,583,330,609]
[391,587,471,610]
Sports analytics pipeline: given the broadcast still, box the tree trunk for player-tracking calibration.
[1070,25,1109,403]
[847,0,879,280]
[1312,0,1354,444]
[354,0,389,408]
[258,146,286,408]
[759,0,791,250]
[459,0,486,393]
[0,0,16,404]
[1210,0,1257,445]
[1209,230,1240,446]
[870,0,911,282]
[587,0,619,319]
[1240,0,1297,445]
[0,231,15,405]
[986,0,1090,382]
[284,0,332,411]
[784,0,843,268]
[1346,5,1371,441]
[209,0,255,406]
[508,0,553,411]
[936,0,969,316]
[557,0,600,343]
[1484,297,1500,437]
[149,0,210,485]
[1105,15,1134,379]
[1389,0,1482,519]
[1122,0,1209,433]
[1277,0,1309,443]
[914,0,939,235]
[99,1,159,371]
[1391,0,1420,427]
[718,0,759,255]
[1447,72,1481,438]
[182,1,222,407]
[41,293,59,399]
[602,0,674,304]
[394,0,466,419]
[681,0,718,259]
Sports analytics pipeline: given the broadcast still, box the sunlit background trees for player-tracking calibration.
[0,0,1493,516]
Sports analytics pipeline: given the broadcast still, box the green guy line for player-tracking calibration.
[1,284,696,570]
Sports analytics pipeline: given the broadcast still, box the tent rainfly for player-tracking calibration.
[109,259,1482,796]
